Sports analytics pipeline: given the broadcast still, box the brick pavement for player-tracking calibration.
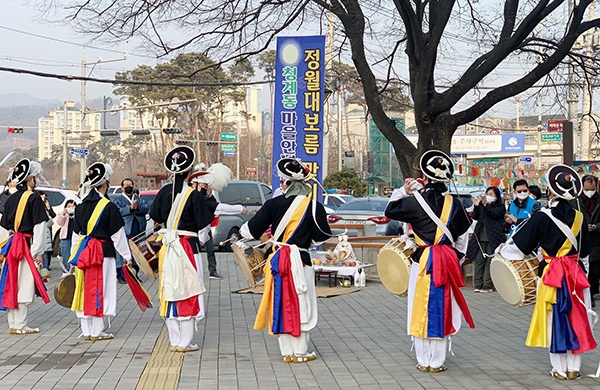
[0,254,599,389]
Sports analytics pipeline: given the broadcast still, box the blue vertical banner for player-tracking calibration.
[272,35,325,201]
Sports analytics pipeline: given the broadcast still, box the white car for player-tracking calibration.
[323,193,355,210]
[0,186,79,239]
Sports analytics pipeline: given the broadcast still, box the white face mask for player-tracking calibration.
[584,190,596,198]
[67,207,75,215]
[485,195,496,203]
[516,192,529,200]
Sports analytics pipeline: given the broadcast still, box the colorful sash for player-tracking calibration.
[254,196,311,336]
[70,197,110,315]
[410,194,475,338]
[526,211,597,353]
[0,191,50,310]
[157,187,200,318]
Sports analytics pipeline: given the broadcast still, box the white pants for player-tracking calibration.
[546,287,591,374]
[407,263,458,368]
[278,332,311,356]
[414,337,448,368]
[80,316,106,337]
[6,258,37,330]
[7,303,29,329]
[165,318,195,348]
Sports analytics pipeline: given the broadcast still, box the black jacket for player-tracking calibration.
[467,200,507,260]
[571,194,600,263]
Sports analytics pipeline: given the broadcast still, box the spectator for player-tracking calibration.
[55,199,76,270]
[112,178,149,283]
[467,187,506,293]
[505,179,540,236]
[528,185,543,202]
[38,191,56,271]
[572,175,600,307]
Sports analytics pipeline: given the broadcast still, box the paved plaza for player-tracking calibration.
[1,253,600,389]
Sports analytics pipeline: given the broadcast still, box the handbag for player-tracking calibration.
[52,229,61,257]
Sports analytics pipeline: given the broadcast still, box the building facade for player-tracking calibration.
[37,100,102,161]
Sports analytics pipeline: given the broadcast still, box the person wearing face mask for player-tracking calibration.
[499,165,595,380]
[55,199,76,270]
[467,187,506,293]
[188,163,248,280]
[0,159,50,334]
[505,179,540,236]
[112,178,149,283]
[571,175,600,308]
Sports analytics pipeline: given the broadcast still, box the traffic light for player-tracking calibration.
[163,128,183,134]
[100,130,120,137]
[206,141,218,146]
[8,127,23,133]
[131,130,151,136]
[175,140,190,145]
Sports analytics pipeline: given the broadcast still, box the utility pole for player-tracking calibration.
[337,85,343,171]
[537,93,543,170]
[322,10,334,179]
[581,2,595,162]
[567,0,580,160]
[62,103,68,188]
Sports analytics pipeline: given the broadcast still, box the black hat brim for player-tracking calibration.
[164,146,195,174]
[83,162,107,188]
[277,158,310,181]
[419,150,454,182]
[10,158,30,185]
[547,164,582,200]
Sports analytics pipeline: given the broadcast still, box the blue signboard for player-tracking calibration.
[272,36,325,201]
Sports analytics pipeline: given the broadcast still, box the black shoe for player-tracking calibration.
[117,276,127,285]
[209,272,223,280]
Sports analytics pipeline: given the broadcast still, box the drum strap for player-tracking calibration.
[540,209,581,252]
[414,191,454,244]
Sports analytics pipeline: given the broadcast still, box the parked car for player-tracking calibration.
[322,193,355,210]
[328,198,392,236]
[211,180,271,251]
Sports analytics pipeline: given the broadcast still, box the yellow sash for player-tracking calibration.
[411,194,453,338]
[71,197,111,312]
[526,210,583,348]
[158,187,194,317]
[0,191,34,260]
[254,196,311,334]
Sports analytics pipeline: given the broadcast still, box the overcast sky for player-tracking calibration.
[1,1,596,122]
[1,2,156,106]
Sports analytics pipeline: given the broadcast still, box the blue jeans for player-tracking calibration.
[60,239,72,269]
[42,251,52,270]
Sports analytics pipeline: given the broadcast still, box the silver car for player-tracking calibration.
[328,197,392,236]
[211,180,271,251]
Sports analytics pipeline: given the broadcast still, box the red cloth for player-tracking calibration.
[542,254,597,354]
[173,237,200,317]
[278,246,301,337]
[2,232,50,309]
[431,245,476,332]
[123,266,152,312]
[77,238,105,316]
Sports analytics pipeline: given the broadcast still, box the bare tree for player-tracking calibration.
[55,0,600,175]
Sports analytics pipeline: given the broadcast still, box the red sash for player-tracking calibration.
[77,238,106,316]
[173,237,201,317]
[2,232,50,309]
[430,244,475,332]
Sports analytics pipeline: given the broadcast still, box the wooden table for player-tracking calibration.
[314,269,339,287]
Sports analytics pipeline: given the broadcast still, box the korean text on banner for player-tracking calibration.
[272,36,325,202]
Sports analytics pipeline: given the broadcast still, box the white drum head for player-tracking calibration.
[490,257,524,306]
[377,247,411,296]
